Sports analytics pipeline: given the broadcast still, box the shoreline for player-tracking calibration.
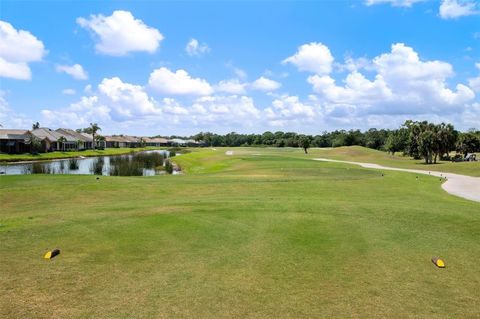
[0,147,169,164]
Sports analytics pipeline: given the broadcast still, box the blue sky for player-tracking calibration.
[1,0,479,135]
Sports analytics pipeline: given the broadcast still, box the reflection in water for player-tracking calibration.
[0,150,175,176]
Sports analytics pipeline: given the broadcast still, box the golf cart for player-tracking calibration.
[464,153,477,162]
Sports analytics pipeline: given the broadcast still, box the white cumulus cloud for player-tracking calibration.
[56,64,88,80]
[214,79,247,94]
[98,77,160,119]
[77,10,163,56]
[282,42,334,75]
[41,77,162,127]
[307,43,475,116]
[265,95,316,124]
[250,77,282,92]
[191,95,260,125]
[373,43,474,107]
[308,72,393,105]
[439,0,479,19]
[148,67,213,96]
[185,38,210,56]
[0,20,46,80]
[42,95,111,128]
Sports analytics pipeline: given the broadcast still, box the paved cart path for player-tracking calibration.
[313,158,480,203]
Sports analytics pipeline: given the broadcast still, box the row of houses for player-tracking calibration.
[0,127,202,154]
[104,137,200,147]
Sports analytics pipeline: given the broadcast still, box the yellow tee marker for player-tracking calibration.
[44,249,60,259]
[432,256,445,268]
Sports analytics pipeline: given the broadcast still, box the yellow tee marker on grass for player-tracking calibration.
[432,256,445,268]
[44,249,60,259]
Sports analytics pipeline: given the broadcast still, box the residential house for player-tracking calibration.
[0,129,31,154]
[169,138,200,147]
[112,136,142,148]
[169,138,187,146]
[185,139,201,147]
[143,137,170,147]
[123,136,141,148]
[56,128,93,150]
[105,136,129,148]
[32,128,77,152]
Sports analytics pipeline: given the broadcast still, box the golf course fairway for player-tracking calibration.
[1,147,479,318]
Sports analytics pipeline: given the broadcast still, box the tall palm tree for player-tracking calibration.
[85,123,101,149]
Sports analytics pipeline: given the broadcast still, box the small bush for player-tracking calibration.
[29,162,54,174]
[109,160,143,176]
[133,152,164,169]
[90,157,104,175]
[165,160,173,174]
[167,147,190,154]
[69,158,79,170]
[109,155,143,176]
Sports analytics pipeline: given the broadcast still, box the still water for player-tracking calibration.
[0,150,173,176]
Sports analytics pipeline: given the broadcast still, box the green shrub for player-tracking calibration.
[165,160,173,174]
[69,158,79,170]
[90,157,104,175]
[29,162,54,174]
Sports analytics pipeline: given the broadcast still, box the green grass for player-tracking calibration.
[0,147,166,162]
[195,146,479,177]
[303,146,480,177]
[1,147,479,318]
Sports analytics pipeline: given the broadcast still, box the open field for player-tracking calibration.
[1,147,479,318]
[0,147,166,163]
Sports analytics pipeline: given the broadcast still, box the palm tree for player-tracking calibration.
[58,136,67,152]
[87,123,101,149]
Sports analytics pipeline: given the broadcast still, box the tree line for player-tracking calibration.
[187,121,480,163]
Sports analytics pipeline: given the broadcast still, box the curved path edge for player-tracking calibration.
[313,158,480,203]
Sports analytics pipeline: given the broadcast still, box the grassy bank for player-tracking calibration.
[1,147,479,318]
[0,147,167,163]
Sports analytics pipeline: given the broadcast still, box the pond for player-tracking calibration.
[0,150,179,176]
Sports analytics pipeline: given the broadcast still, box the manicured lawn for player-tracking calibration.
[0,147,166,162]
[206,146,480,177]
[1,147,479,318]
[304,146,480,176]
